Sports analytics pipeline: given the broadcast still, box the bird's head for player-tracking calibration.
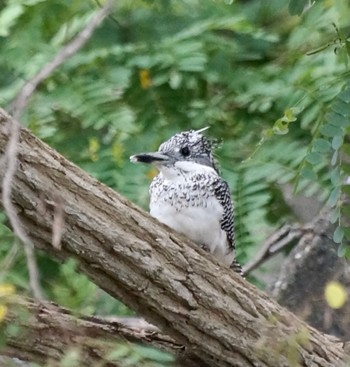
[130,127,219,172]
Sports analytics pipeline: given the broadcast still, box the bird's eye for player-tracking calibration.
[180,146,190,157]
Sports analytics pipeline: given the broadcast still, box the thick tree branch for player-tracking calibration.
[2,297,181,366]
[0,107,348,367]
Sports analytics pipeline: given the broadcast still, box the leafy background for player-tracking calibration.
[0,0,350,365]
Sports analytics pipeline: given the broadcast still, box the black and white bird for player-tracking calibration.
[130,128,242,274]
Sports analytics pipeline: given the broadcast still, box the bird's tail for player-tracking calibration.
[230,259,244,276]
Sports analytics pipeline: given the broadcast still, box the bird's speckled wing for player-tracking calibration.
[214,178,243,275]
[213,178,235,250]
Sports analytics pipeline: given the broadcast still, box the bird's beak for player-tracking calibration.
[130,152,170,164]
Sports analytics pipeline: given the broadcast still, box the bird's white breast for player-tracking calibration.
[149,163,232,266]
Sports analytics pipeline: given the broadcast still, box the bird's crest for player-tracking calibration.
[159,128,220,172]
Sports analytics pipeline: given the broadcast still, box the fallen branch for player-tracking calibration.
[0,107,347,367]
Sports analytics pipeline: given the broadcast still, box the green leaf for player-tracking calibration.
[306,152,322,165]
[332,100,350,116]
[178,55,207,72]
[300,168,317,181]
[283,107,299,122]
[325,112,350,128]
[288,0,306,15]
[320,124,343,138]
[332,135,343,150]
[330,208,340,224]
[338,88,350,103]
[337,242,347,257]
[330,167,341,186]
[331,150,338,165]
[0,3,24,37]
[169,71,182,89]
[328,187,340,207]
[313,138,331,153]
[272,118,289,135]
[333,226,344,244]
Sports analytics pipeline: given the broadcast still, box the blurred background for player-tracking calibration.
[0,0,350,365]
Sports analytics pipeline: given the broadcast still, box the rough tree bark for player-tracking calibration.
[0,107,348,367]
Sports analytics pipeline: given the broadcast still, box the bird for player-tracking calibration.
[130,128,242,275]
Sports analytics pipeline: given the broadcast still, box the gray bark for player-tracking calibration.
[0,108,348,367]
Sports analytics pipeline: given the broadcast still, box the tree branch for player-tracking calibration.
[243,224,309,275]
[2,297,182,366]
[0,107,348,367]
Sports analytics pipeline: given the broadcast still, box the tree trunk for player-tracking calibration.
[0,108,348,367]
[271,213,350,341]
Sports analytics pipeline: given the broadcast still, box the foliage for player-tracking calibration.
[0,0,350,365]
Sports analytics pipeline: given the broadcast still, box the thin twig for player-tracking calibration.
[51,196,65,250]
[243,224,310,275]
[10,0,115,119]
[2,0,115,299]
[0,239,19,277]
[1,118,44,299]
